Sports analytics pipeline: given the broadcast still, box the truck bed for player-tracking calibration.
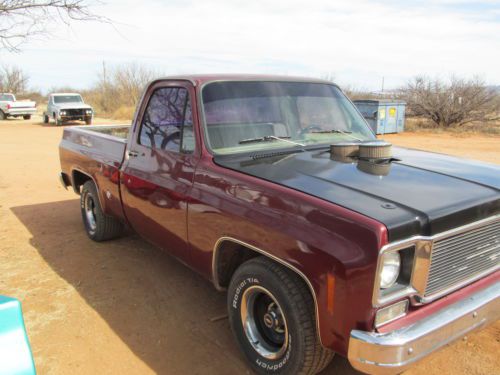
[59,124,133,223]
[0,99,37,116]
[80,124,130,139]
[59,124,131,171]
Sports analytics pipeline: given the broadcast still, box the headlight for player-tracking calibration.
[380,252,401,289]
[373,244,418,307]
[60,111,67,116]
[86,110,92,114]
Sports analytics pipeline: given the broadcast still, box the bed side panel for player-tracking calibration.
[59,126,127,221]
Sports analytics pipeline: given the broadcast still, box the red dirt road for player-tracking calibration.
[0,118,498,374]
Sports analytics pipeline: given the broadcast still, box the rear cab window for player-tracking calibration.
[0,94,15,101]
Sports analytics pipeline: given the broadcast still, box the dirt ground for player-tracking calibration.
[0,117,498,375]
[381,132,500,164]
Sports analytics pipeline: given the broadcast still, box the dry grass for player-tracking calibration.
[405,116,500,135]
[111,105,135,121]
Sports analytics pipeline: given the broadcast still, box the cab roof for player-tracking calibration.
[150,74,336,87]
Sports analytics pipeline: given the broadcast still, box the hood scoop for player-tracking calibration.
[330,141,395,176]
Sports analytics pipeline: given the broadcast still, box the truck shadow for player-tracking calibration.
[11,200,362,375]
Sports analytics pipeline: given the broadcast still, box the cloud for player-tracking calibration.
[1,0,499,91]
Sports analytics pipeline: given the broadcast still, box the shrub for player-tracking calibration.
[402,76,500,128]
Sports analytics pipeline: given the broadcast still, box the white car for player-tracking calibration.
[44,93,93,125]
[0,93,37,120]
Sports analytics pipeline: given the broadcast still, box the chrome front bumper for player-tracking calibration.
[348,281,500,374]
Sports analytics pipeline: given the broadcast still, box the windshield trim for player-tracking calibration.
[198,79,375,157]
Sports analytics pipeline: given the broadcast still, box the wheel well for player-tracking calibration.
[71,170,92,194]
[213,238,324,345]
[213,240,260,289]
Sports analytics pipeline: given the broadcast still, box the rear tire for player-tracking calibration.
[43,115,49,124]
[23,115,31,120]
[80,180,124,241]
[0,110,6,120]
[228,257,334,375]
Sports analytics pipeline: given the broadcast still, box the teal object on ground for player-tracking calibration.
[0,296,36,375]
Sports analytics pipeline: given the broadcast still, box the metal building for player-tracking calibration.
[353,100,406,135]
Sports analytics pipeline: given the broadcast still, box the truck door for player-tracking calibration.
[120,81,199,263]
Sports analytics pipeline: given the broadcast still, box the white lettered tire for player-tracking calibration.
[227,257,334,375]
[80,181,124,241]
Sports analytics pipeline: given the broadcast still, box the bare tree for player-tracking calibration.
[0,0,103,51]
[403,76,500,128]
[0,65,29,93]
[320,72,336,83]
[90,62,158,115]
[112,63,157,106]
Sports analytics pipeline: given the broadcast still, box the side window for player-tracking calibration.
[139,87,195,153]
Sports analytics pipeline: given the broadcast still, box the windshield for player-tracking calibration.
[53,95,83,104]
[201,81,375,155]
[0,94,15,101]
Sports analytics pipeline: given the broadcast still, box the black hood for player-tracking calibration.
[214,147,500,241]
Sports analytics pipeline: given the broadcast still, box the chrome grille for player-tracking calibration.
[66,108,85,116]
[425,219,500,297]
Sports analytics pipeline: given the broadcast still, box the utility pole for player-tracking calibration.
[102,61,107,112]
[102,61,107,86]
[381,76,385,93]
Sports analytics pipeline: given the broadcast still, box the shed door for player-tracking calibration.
[385,106,398,133]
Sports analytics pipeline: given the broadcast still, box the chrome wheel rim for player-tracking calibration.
[240,286,289,360]
[84,193,97,233]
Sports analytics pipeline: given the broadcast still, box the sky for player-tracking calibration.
[1,0,499,92]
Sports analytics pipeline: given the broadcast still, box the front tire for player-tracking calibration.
[43,115,49,124]
[85,116,92,125]
[80,181,124,241]
[54,113,62,126]
[228,257,334,375]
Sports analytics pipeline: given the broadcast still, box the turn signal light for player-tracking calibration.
[375,300,408,328]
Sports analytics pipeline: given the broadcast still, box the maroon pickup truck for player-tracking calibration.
[59,75,499,375]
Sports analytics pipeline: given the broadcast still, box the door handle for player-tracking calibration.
[128,150,140,157]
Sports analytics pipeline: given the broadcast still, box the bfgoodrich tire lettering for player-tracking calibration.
[228,257,334,375]
[80,180,124,241]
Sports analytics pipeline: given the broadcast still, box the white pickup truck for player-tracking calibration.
[44,93,93,126]
[0,93,37,120]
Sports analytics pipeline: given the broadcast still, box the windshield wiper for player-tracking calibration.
[311,129,351,134]
[239,135,305,147]
[310,129,362,141]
